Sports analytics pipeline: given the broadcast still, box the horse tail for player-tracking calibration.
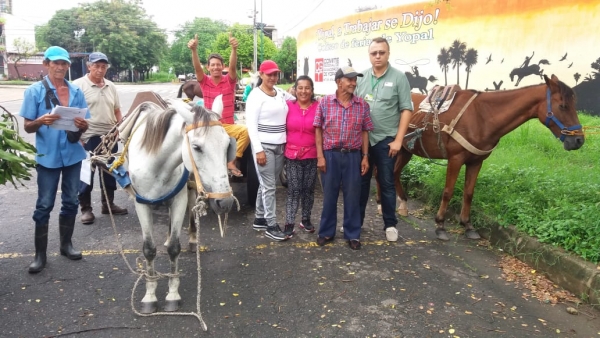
[538,59,550,65]
[177,83,184,98]
[427,75,438,83]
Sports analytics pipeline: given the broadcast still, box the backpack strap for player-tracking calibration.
[41,78,61,109]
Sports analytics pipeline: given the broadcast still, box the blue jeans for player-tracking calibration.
[318,150,362,240]
[79,135,117,195]
[360,136,398,230]
[33,162,82,225]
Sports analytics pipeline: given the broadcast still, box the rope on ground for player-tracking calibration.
[100,169,209,331]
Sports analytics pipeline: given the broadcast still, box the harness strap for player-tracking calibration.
[134,168,190,205]
[441,93,496,156]
[41,79,60,109]
[184,121,222,133]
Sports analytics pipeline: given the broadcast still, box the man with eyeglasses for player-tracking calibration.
[73,52,128,225]
[356,37,413,242]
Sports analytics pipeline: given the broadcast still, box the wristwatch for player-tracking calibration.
[362,153,369,157]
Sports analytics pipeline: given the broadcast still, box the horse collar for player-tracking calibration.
[135,168,190,205]
[544,88,582,142]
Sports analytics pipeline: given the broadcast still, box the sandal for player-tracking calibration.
[228,168,243,178]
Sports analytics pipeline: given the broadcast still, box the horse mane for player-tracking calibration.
[191,105,221,136]
[139,103,178,154]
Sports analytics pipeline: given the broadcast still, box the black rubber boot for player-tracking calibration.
[59,215,82,260]
[28,224,48,273]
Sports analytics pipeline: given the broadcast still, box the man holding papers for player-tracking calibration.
[20,46,90,274]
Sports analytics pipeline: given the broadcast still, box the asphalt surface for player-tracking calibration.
[1,84,599,338]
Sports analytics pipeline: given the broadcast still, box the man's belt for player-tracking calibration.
[329,148,359,153]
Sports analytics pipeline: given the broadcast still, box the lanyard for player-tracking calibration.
[370,75,383,91]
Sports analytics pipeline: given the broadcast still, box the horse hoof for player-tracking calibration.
[435,228,450,241]
[188,242,197,253]
[465,229,481,240]
[140,301,158,314]
[164,300,181,312]
[376,204,382,215]
[397,208,408,217]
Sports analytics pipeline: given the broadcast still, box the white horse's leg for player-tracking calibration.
[135,203,158,314]
[164,190,187,312]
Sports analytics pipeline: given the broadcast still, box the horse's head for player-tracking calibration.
[509,69,516,82]
[170,97,235,214]
[541,74,584,150]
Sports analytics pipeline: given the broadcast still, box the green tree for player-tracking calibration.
[9,38,36,79]
[449,39,466,86]
[0,107,37,188]
[274,37,297,82]
[574,72,581,85]
[168,18,229,76]
[463,48,478,89]
[35,8,83,52]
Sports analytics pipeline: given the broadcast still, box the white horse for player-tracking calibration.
[125,97,234,313]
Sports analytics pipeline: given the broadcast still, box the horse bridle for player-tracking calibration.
[544,88,583,142]
[184,121,234,199]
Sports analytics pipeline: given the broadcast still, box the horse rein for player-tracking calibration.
[184,121,234,199]
[544,88,584,141]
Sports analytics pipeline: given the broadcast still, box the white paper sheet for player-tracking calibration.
[80,153,92,185]
[49,106,87,132]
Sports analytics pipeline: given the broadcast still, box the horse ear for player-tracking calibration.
[550,74,559,82]
[211,94,224,117]
[543,74,551,86]
[168,98,194,124]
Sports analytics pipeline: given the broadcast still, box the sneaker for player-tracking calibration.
[283,223,295,238]
[385,227,398,242]
[253,217,267,231]
[265,224,288,241]
[299,219,315,233]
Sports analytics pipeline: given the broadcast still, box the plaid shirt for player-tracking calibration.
[199,75,236,124]
[313,94,373,151]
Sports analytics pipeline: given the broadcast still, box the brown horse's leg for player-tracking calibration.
[435,159,463,241]
[460,161,484,240]
[394,149,413,217]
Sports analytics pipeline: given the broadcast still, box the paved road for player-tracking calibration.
[1,84,599,337]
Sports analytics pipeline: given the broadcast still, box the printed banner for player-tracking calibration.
[297,0,600,114]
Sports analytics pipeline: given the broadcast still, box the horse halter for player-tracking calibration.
[184,121,234,199]
[544,88,583,142]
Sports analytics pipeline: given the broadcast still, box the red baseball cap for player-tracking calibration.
[259,60,280,74]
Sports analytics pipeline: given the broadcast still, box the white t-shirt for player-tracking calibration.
[245,86,295,153]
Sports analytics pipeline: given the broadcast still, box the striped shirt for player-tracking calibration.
[313,94,373,151]
[245,86,295,153]
[199,75,236,124]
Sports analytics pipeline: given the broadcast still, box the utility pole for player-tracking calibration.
[253,0,257,72]
[260,0,263,64]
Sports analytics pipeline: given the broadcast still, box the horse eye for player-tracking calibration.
[559,104,567,110]
[192,144,202,153]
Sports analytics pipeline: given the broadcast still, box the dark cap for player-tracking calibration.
[335,66,363,80]
[89,52,109,63]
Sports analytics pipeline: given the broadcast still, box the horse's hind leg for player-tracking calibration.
[394,149,413,217]
[461,161,483,240]
[435,159,463,241]
[164,191,187,312]
[136,203,158,314]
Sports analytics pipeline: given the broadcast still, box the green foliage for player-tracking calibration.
[0,107,37,188]
[402,114,600,262]
[8,38,37,79]
[168,18,229,76]
[275,37,298,81]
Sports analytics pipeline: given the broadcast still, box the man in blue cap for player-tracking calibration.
[20,46,90,273]
[73,52,127,224]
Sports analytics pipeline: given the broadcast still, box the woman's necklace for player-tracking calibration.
[260,85,275,96]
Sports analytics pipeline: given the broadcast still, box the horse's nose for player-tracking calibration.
[214,197,234,212]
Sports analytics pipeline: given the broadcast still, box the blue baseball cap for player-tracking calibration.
[44,46,71,63]
[89,52,109,63]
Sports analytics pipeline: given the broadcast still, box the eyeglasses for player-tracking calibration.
[369,51,387,56]
[91,63,110,70]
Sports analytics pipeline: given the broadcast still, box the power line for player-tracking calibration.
[278,0,325,36]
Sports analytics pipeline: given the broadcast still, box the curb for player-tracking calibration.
[480,225,600,306]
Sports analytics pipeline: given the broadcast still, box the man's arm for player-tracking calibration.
[24,115,59,133]
[360,130,370,176]
[114,107,123,123]
[228,33,238,81]
[315,127,326,173]
[188,34,205,82]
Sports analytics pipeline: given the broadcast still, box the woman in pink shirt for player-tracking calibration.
[284,76,319,235]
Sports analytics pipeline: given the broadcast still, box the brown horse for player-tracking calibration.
[177,80,203,100]
[393,74,584,241]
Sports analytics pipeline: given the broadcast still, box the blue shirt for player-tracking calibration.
[19,76,90,168]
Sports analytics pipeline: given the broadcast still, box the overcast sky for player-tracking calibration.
[13,0,406,39]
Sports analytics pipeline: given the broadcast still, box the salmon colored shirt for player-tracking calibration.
[285,100,318,160]
[199,75,236,124]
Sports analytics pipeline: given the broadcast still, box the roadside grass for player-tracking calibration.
[402,113,600,263]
